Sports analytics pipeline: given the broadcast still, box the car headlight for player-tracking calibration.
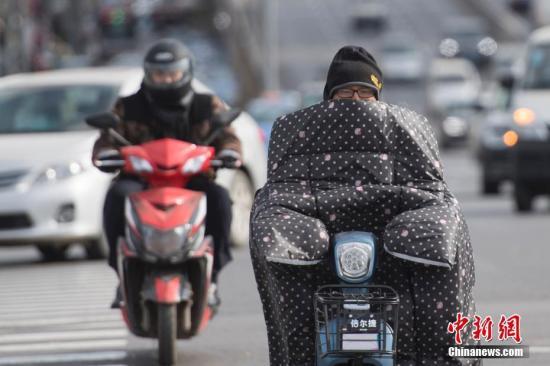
[477,37,498,56]
[182,154,208,175]
[439,38,459,58]
[513,108,536,126]
[142,224,191,259]
[442,116,468,137]
[34,161,86,185]
[129,156,153,173]
[336,243,373,281]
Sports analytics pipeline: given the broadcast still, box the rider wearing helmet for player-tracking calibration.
[93,39,241,309]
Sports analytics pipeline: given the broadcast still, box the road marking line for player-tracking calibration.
[0,329,127,344]
[0,314,122,328]
[0,283,115,301]
[0,339,128,354]
[0,306,115,320]
[0,351,127,365]
[0,298,113,312]
[0,319,123,331]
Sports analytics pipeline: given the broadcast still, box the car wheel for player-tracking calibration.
[37,244,69,262]
[514,183,533,212]
[482,177,500,195]
[229,170,255,248]
[85,236,109,260]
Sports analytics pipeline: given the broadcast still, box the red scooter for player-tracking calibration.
[86,110,241,365]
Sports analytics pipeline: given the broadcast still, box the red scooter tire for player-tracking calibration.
[158,304,177,366]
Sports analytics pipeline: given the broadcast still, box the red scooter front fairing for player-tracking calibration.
[113,139,219,364]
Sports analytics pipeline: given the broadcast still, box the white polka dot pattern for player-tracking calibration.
[249,100,478,365]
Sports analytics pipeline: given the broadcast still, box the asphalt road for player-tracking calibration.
[1,0,549,365]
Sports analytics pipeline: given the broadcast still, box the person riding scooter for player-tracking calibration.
[92,39,241,309]
[250,46,479,365]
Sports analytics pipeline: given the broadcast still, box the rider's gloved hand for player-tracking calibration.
[214,149,242,169]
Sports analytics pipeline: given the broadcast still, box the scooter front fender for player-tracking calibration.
[142,273,192,304]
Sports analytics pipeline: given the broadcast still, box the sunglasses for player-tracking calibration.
[334,88,375,98]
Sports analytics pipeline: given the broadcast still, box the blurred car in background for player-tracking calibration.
[501,26,550,211]
[0,67,266,259]
[352,0,389,31]
[151,0,204,29]
[427,57,482,113]
[431,104,481,149]
[246,90,302,149]
[508,0,531,15]
[98,0,137,39]
[532,0,550,27]
[490,42,524,80]
[439,16,497,67]
[298,80,325,108]
[475,110,516,194]
[379,35,426,82]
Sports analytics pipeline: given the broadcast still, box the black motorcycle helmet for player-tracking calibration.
[143,39,194,108]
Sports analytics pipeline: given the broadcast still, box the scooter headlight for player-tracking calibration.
[142,224,190,259]
[336,243,374,282]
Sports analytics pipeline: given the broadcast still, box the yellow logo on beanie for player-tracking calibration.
[371,74,382,90]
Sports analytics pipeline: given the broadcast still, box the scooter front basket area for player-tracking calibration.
[315,285,399,361]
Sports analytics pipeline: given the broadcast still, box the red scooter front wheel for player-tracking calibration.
[158,303,177,366]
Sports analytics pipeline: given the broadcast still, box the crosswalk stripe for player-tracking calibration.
[0,351,127,365]
[0,288,113,299]
[0,329,127,344]
[0,339,128,354]
[0,314,122,328]
[2,320,126,332]
[0,297,114,311]
[0,263,132,364]
[0,306,115,320]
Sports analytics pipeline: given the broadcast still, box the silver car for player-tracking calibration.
[0,67,266,260]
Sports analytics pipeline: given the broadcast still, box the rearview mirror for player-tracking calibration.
[86,112,120,130]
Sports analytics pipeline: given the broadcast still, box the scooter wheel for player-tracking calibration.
[158,304,177,365]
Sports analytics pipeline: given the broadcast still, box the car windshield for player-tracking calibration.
[0,85,118,134]
[435,74,467,83]
[523,44,550,89]
[383,45,415,55]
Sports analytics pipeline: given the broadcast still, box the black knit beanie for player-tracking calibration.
[323,45,383,100]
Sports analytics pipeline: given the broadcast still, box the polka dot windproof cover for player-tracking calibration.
[250,100,479,365]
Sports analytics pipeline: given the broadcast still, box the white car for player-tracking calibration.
[380,36,426,82]
[352,0,389,31]
[0,67,266,260]
[427,57,482,112]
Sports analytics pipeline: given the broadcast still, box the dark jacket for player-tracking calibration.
[92,88,242,160]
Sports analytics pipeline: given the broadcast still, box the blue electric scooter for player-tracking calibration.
[315,232,399,366]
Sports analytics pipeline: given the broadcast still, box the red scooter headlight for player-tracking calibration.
[142,224,191,260]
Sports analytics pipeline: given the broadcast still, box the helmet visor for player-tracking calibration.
[144,58,192,90]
